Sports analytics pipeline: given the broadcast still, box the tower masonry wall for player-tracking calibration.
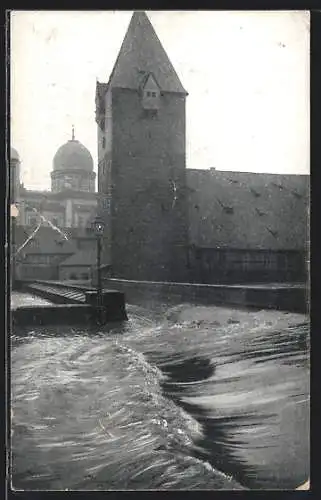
[109,88,188,282]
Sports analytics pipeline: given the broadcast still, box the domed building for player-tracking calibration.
[51,128,96,193]
[11,134,99,282]
[13,128,98,230]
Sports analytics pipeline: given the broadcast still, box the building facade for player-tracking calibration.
[10,132,98,281]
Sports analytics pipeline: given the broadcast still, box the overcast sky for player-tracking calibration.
[10,10,310,191]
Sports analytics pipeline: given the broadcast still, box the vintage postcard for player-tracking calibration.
[8,10,310,491]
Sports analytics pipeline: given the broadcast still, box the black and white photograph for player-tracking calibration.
[8,10,310,491]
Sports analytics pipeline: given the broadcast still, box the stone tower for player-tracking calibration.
[96,11,188,281]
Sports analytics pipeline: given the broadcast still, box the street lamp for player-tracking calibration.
[92,216,105,323]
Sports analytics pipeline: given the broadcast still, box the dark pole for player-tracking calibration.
[11,215,16,290]
[97,233,102,322]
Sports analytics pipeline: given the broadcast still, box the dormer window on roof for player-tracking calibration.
[141,73,160,111]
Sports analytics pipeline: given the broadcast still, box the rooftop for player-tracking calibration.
[53,128,94,173]
[105,11,187,95]
[187,169,309,251]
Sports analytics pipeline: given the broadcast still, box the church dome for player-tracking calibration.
[53,136,93,172]
[11,147,20,162]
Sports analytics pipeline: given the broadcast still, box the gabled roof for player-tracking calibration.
[140,72,160,91]
[187,170,309,251]
[107,11,187,95]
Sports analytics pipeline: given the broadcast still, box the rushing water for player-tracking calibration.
[11,293,53,310]
[10,292,310,490]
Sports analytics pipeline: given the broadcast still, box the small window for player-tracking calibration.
[102,137,106,149]
[103,197,110,210]
[146,91,157,98]
[142,86,160,112]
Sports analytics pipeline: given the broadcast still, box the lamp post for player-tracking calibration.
[92,216,105,323]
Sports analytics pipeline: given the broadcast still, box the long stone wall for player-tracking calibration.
[103,278,308,314]
[188,248,308,284]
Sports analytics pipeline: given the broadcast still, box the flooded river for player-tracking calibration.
[10,292,309,490]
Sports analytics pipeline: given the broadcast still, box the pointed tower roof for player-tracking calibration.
[107,11,187,95]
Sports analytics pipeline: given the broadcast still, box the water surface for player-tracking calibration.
[11,293,309,490]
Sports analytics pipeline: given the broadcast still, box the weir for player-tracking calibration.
[12,280,128,326]
[11,276,307,329]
